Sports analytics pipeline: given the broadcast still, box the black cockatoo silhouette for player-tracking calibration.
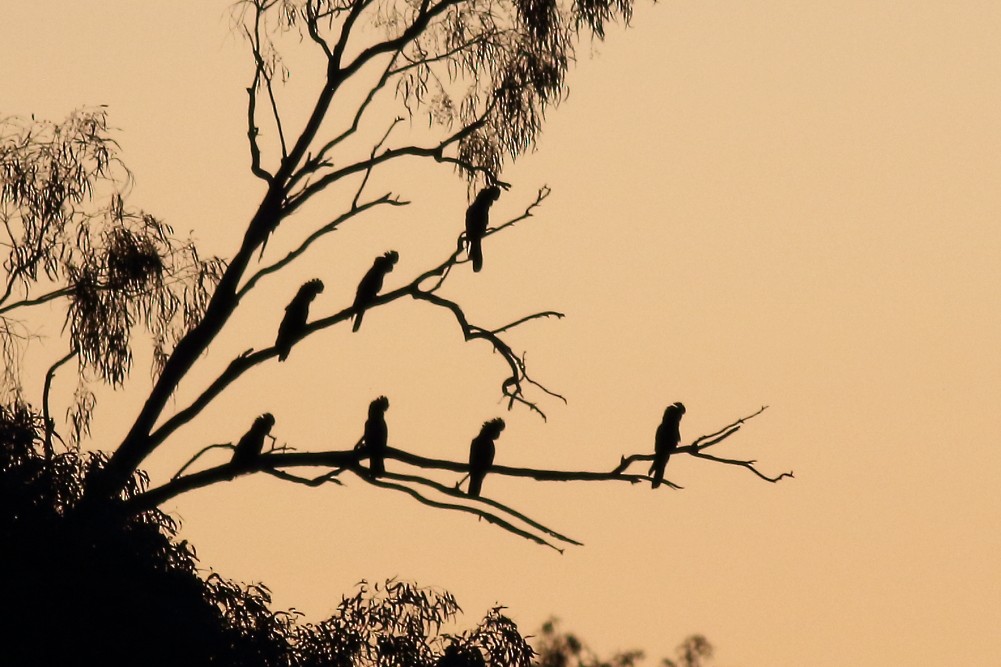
[467,417,505,497]
[364,395,390,477]
[464,185,501,272]
[352,251,399,332]
[275,279,324,361]
[232,413,276,468]
[650,402,686,488]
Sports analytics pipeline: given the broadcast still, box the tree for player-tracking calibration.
[1,0,787,551]
[0,416,534,665]
[533,619,714,667]
[1,0,791,659]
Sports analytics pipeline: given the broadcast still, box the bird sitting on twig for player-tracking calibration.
[275,279,324,361]
[467,417,505,497]
[464,185,501,273]
[650,402,685,488]
[232,413,276,468]
[364,396,390,477]
[352,251,399,332]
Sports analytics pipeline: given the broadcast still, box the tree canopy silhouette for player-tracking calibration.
[534,619,715,667]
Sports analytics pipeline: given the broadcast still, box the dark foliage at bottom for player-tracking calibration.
[0,402,534,667]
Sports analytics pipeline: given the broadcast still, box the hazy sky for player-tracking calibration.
[4,2,1001,666]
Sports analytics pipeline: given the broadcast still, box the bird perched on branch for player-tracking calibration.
[650,402,685,488]
[352,251,399,332]
[364,395,390,477]
[232,413,275,468]
[464,185,501,272]
[275,279,324,361]
[467,418,505,497]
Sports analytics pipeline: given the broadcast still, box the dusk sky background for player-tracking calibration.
[4,2,1001,665]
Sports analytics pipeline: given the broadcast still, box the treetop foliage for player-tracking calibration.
[233,0,635,182]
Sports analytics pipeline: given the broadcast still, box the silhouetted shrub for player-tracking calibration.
[1,401,535,666]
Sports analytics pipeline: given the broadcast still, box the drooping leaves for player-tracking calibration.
[0,110,227,408]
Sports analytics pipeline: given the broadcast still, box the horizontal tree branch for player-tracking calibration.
[0,286,73,315]
[127,402,783,545]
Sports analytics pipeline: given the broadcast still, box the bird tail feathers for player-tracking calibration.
[468,476,482,497]
[470,240,483,272]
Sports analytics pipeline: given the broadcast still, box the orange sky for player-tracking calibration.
[4,2,1001,665]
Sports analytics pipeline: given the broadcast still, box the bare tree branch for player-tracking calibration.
[383,470,583,546]
[289,51,403,191]
[245,46,274,182]
[352,117,403,209]
[689,452,794,483]
[357,472,567,553]
[387,32,511,77]
[302,1,333,57]
[0,286,74,315]
[130,439,673,513]
[691,405,769,448]
[246,16,289,161]
[149,189,557,448]
[284,110,491,216]
[410,290,561,419]
[128,448,363,511]
[386,446,663,486]
[42,349,75,458]
[264,466,346,486]
[490,312,563,335]
[171,443,234,480]
[237,194,408,299]
[127,399,782,547]
[337,0,464,82]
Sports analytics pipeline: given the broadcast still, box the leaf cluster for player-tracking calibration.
[0,111,227,438]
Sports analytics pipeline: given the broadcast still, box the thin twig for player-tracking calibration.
[171,443,234,480]
[384,470,582,546]
[352,117,403,209]
[0,286,74,315]
[245,21,274,183]
[690,452,794,483]
[42,349,75,459]
[264,467,346,486]
[691,405,769,448]
[236,194,408,299]
[356,472,565,553]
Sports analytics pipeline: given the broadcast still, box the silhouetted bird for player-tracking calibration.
[364,395,390,477]
[276,279,324,361]
[232,413,275,468]
[650,402,685,488]
[467,417,505,497]
[464,185,501,272]
[352,251,399,332]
